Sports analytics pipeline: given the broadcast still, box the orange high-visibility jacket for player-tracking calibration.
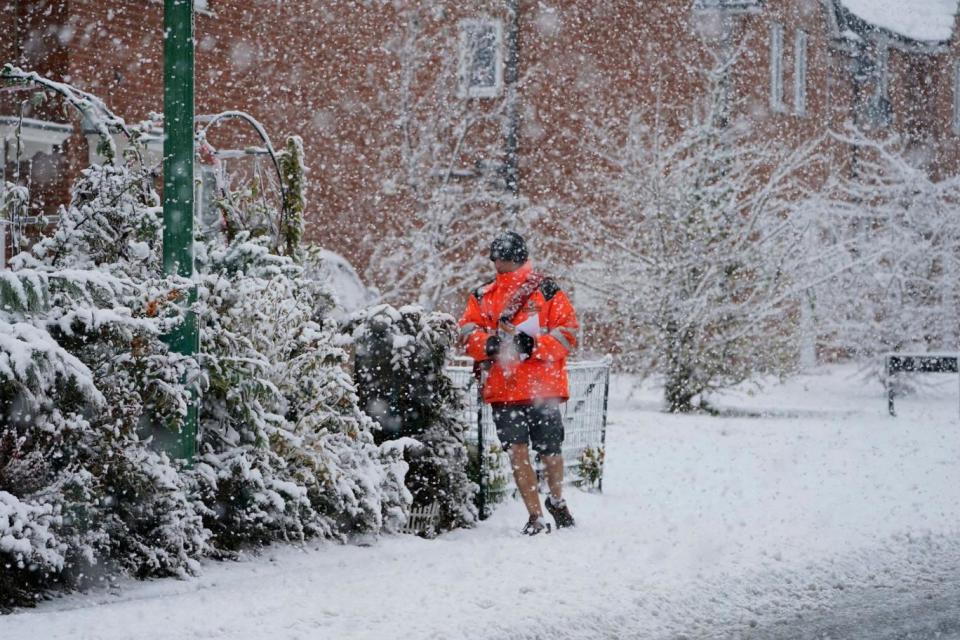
[459,262,579,404]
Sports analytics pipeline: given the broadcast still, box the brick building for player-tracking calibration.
[2,0,959,295]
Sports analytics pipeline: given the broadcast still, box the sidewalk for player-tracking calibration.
[3,364,959,639]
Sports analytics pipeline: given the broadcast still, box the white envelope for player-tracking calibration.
[515,313,540,338]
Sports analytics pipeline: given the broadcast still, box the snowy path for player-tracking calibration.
[3,365,960,639]
[744,567,960,640]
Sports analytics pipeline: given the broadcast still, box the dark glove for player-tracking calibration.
[513,332,535,358]
[484,335,502,358]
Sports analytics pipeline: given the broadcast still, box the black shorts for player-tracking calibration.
[491,401,565,456]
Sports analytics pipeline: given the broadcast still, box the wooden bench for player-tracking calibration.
[885,353,958,416]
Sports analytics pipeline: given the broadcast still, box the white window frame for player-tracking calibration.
[954,61,960,135]
[458,18,504,99]
[0,116,72,159]
[868,45,892,129]
[770,23,786,112]
[793,29,808,116]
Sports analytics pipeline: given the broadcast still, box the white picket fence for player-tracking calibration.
[401,502,441,537]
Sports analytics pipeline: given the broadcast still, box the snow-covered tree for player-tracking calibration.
[1,151,209,608]
[573,60,837,412]
[813,131,960,366]
[364,7,535,312]
[345,304,476,533]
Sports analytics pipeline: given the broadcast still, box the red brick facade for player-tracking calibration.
[3,0,959,276]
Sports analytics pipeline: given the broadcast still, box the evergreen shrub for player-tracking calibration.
[344,304,477,534]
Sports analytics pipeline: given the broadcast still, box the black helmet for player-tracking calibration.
[489,231,528,263]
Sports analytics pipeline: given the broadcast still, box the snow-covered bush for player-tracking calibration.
[575,446,605,490]
[193,234,411,546]
[345,304,476,533]
[0,490,66,607]
[0,91,411,606]
[189,124,411,546]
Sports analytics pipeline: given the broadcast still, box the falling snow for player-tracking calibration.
[2,0,960,636]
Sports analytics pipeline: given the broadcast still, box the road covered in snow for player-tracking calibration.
[3,364,959,639]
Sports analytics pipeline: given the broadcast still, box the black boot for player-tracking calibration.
[545,496,575,528]
[521,515,551,536]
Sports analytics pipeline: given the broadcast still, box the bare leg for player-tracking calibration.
[507,443,542,518]
[542,454,564,501]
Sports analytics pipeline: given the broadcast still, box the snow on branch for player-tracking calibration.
[1,64,133,164]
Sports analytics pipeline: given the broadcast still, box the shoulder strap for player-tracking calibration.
[499,271,545,323]
[472,279,494,302]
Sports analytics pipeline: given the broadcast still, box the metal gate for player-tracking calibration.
[446,357,611,519]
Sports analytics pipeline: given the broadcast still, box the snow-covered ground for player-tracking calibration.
[4,364,960,639]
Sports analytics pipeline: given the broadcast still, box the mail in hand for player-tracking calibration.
[514,313,540,338]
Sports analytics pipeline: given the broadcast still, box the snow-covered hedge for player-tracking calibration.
[192,234,411,548]
[0,160,210,607]
[0,119,409,607]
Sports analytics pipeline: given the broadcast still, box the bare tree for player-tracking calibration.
[814,130,960,367]
[364,7,534,312]
[573,59,842,412]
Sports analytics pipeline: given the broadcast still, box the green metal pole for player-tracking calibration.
[476,369,485,520]
[162,0,198,461]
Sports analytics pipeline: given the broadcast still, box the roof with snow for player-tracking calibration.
[837,0,959,44]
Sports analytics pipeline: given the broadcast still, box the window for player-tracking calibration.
[953,62,960,134]
[770,23,786,112]
[867,46,892,128]
[793,30,808,116]
[459,19,503,99]
[0,116,72,160]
